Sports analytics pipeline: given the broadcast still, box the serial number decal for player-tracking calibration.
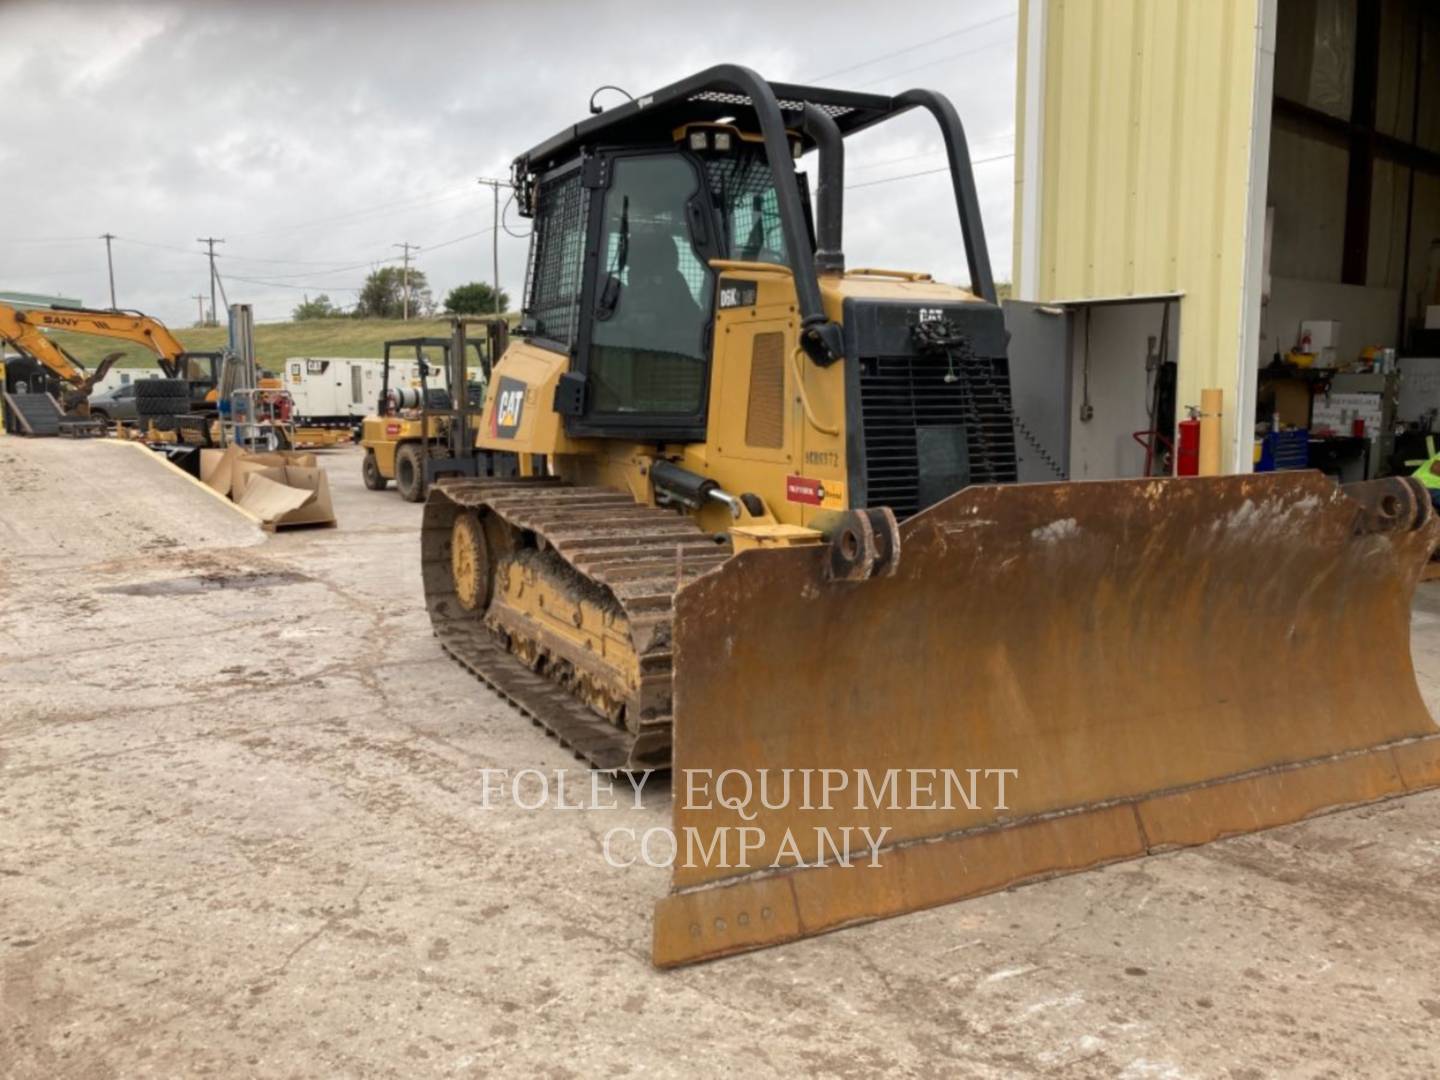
[804,450,839,468]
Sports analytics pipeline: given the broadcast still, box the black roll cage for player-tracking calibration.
[513,64,997,368]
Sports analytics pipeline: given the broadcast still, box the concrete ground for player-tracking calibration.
[2,437,1439,1079]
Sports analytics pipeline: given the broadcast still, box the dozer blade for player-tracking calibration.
[654,472,1440,966]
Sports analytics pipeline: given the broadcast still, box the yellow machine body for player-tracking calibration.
[422,66,1440,968]
[360,414,448,478]
[475,267,971,533]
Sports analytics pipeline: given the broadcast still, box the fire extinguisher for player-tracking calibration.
[1176,406,1201,476]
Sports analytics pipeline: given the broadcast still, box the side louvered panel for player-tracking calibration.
[745,331,785,449]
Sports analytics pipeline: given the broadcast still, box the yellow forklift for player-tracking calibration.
[359,318,506,500]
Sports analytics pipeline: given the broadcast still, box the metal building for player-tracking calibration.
[1013,0,1440,478]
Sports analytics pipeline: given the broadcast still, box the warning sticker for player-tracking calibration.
[785,474,825,505]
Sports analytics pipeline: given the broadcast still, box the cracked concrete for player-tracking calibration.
[2,438,1440,1078]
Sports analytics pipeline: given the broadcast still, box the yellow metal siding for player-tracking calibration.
[1016,0,1263,466]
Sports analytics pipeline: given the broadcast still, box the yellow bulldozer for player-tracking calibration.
[420,65,1440,966]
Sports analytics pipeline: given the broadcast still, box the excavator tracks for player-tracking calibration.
[421,477,732,771]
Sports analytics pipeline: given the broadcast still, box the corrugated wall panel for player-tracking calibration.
[1016,0,1265,468]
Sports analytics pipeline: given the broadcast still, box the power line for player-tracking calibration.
[227,184,477,239]
[418,227,494,253]
[9,235,95,244]
[853,34,1016,90]
[804,10,1016,83]
[116,235,205,256]
[212,252,394,281]
[216,250,390,267]
[222,273,365,292]
[846,133,1015,173]
[845,152,1015,191]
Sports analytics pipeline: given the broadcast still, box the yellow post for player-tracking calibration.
[1199,388,1223,476]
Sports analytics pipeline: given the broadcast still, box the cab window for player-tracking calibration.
[588,154,713,417]
[704,151,789,266]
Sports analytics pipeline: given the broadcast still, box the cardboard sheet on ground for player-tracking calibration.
[201,447,335,528]
[201,447,319,499]
[235,465,335,528]
[237,472,313,520]
[199,447,236,497]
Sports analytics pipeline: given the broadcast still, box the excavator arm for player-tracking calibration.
[0,304,91,386]
[0,304,133,412]
[0,303,208,414]
[12,304,192,375]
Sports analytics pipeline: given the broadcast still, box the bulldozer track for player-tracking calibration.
[422,477,732,771]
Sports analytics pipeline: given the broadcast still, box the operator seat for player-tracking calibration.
[623,229,701,355]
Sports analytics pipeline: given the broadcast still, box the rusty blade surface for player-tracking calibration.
[656,473,1440,965]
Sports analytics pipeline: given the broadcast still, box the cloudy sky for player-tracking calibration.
[1,0,1018,326]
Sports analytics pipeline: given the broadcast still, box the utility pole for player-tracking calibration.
[100,233,117,309]
[478,178,504,314]
[196,237,224,326]
[393,241,418,320]
[191,294,207,326]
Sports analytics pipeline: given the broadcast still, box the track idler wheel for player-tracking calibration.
[450,510,491,612]
[825,507,901,582]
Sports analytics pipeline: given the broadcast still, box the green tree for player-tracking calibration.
[444,281,510,315]
[356,266,434,319]
[292,293,342,320]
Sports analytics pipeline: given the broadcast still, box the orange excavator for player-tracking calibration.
[0,304,226,441]
[0,304,125,414]
[0,303,223,405]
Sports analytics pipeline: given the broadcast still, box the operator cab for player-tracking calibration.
[510,65,1008,513]
[518,119,812,441]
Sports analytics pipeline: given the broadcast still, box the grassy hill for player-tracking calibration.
[45,317,497,369]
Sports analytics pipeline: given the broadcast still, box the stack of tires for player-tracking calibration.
[134,378,191,432]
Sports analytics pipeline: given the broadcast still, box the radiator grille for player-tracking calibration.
[857,351,1018,519]
[745,332,785,448]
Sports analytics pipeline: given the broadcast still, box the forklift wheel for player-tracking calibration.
[396,444,426,503]
[362,450,388,491]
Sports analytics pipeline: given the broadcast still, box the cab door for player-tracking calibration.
[566,151,721,441]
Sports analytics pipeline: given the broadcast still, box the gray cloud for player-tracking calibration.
[1,0,1017,325]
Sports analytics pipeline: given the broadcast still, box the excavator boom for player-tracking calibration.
[14,304,191,374]
[0,302,212,417]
